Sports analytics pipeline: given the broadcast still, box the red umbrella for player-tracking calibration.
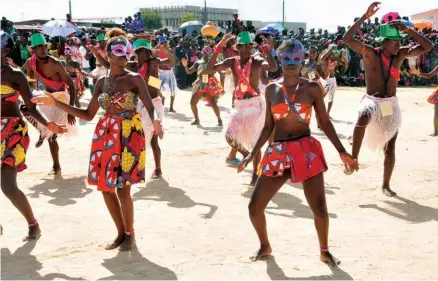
[381,12,400,24]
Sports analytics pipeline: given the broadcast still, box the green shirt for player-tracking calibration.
[20,46,30,61]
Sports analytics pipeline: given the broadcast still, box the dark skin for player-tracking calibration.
[207,33,278,185]
[24,44,76,175]
[343,2,433,196]
[301,47,325,80]
[237,49,357,265]
[32,47,161,251]
[182,53,222,125]
[1,47,66,241]
[156,41,177,112]
[411,65,438,136]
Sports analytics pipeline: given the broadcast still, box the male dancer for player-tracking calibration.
[156,36,177,112]
[343,2,432,196]
[207,32,277,185]
[24,33,76,175]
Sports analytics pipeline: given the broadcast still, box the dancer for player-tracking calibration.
[1,31,67,240]
[156,36,177,112]
[182,46,223,126]
[301,45,327,90]
[24,33,77,175]
[237,39,357,265]
[32,28,162,251]
[64,46,86,108]
[207,31,278,185]
[343,2,433,196]
[319,45,343,118]
[410,66,438,136]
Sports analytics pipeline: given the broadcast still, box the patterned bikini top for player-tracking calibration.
[98,91,138,113]
[271,83,312,124]
[1,84,20,103]
[234,56,260,100]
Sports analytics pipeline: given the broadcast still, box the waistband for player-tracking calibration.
[103,112,139,119]
[363,93,398,101]
[274,134,311,143]
[159,69,173,73]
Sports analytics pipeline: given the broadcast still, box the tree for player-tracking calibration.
[140,8,162,30]
[181,12,197,24]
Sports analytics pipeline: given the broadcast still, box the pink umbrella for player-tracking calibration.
[381,12,400,24]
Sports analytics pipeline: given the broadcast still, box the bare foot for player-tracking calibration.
[250,175,258,186]
[23,224,41,241]
[119,233,136,251]
[48,166,61,176]
[218,120,223,126]
[169,108,176,113]
[382,187,397,197]
[191,120,200,125]
[320,251,341,267]
[105,234,125,250]
[249,245,272,261]
[151,168,162,179]
[35,136,44,148]
[431,133,438,137]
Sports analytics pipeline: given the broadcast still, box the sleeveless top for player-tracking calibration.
[97,75,138,117]
[271,83,312,124]
[1,84,20,103]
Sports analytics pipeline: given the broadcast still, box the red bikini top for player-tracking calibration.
[271,83,312,124]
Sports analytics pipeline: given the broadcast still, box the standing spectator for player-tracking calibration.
[175,39,189,89]
[232,14,242,35]
[79,38,91,73]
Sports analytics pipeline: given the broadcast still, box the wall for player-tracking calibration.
[411,8,438,29]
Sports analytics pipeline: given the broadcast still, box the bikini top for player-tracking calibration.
[29,55,67,91]
[97,76,138,113]
[0,84,20,103]
[234,56,260,100]
[271,83,312,124]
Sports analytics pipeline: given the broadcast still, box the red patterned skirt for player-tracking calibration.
[194,76,222,98]
[259,136,327,183]
[427,87,438,104]
[88,113,145,192]
[1,117,30,172]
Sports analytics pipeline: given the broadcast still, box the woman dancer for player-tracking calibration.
[238,39,357,265]
[301,45,327,91]
[32,29,162,251]
[182,46,223,126]
[1,31,66,240]
[410,66,438,136]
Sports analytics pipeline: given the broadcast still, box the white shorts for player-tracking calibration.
[325,77,337,102]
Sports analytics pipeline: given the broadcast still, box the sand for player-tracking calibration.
[1,87,437,280]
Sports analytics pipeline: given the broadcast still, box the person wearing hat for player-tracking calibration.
[96,33,107,59]
[343,2,433,196]
[206,31,278,185]
[132,38,175,179]
[22,32,77,176]
[155,35,178,113]
[1,31,67,240]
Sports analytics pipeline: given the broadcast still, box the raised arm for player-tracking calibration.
[181,58,197,74]
[154,46,177,66]
[343,2,379,55]
[260,36,278,72]
[393,21,433,58]
[88,45,110,69]
[206,33,235,75]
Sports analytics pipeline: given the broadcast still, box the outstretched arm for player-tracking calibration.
[412,65,438,79]
[395,22,433,58]
[206,33,235,75]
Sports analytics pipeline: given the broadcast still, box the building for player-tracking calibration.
[247,20,306,33]
[149,5,238,29]
[411,8,438,29]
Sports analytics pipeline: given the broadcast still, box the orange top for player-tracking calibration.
[271,83,312,124]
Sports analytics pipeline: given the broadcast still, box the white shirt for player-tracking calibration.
[79,46,90,69]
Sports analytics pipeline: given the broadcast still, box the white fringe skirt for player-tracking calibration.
[358,94,401,151]
[137,96,165,147]
[225,95,266,151]
[159,69,178,98]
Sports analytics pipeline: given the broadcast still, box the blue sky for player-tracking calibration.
[4,0,436,32]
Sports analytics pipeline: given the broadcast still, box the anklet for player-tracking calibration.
[320,247,329,252]
[28,220,38,227]
[125,230,134,236]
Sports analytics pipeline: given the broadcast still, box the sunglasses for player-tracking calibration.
[280,51,304,66]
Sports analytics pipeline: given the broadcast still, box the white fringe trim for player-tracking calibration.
[137,97,165,147]
[225,95,266,151]
[358,94,401,151]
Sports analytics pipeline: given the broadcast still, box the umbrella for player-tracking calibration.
[412,19,433,31]
[179,21,203,36]
[180,21,202,29]
[258,23,284,34]
[381,12,400,24]
[41,20,78,38]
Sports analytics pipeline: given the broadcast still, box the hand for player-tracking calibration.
[340,152,359,172]
[364,2,380,18]
[153,119,164,139]
[181,58,188,67]
[409,67,419,75]
[31,92,57,106]
[389,20,407,32]
[237,153,255,173]
[219,33,235,47]
[6,57,16,67]
[47,122,68,134]
[329,61,337,70]
[67,114,76,125]
[87,45,96,54]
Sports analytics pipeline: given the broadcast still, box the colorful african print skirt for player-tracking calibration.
[427,87,438,104]
[259,136,327,183]
[88,113,145,192]
[1,118,30,172]
[193,76,222,98]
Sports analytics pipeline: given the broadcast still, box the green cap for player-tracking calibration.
[97,34,106,41]
[236,31,255,46]
[375,24,407,43]
[134,39,152,51]
[30,33,47,47]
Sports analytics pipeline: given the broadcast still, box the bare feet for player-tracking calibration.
[105,234,125,250]
[320,251,341,267]
[250,175,258,186]
[151,168,162,179]
[169,108,176,113]
[191,120,200,125]
[249,245,272,261]
[35,136,44,148]
[218,119,223,126]
[48,166,61,176]
[119,233,136,251]
[431,133,438,137]
[382,186,397,197]
[23,223,41,241]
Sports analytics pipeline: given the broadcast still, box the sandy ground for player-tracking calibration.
[1,86,437,280]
